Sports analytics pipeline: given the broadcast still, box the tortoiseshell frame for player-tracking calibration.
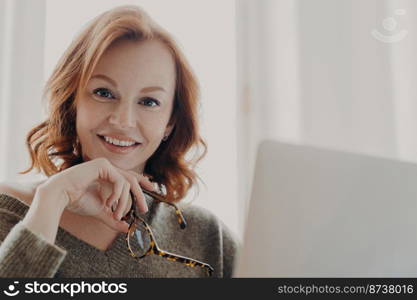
[121,190,214,277]
[141,189,187,230]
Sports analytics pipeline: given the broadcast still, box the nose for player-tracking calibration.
[108,102,136,128]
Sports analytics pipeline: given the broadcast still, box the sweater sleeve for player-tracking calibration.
[0,209,67,277]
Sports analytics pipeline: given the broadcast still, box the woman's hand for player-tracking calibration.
[37,157,156,232]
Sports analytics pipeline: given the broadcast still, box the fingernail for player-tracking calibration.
[142,205,148,213]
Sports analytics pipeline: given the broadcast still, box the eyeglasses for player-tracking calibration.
[121,189,214,277]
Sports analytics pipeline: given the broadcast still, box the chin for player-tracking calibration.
[82,151,144,172]
[109,158,143,171]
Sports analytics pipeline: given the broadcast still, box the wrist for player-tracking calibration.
[35,181,69,211]
[21,182,66,244]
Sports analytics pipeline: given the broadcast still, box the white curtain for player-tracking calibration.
[0,0,46,182]
[236,0,417,232]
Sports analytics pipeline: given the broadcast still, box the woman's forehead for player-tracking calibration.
[90,39,176,91]
[96,39,175,74]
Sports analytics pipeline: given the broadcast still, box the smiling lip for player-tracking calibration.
[98,134,140,144]
[98,135,141,154]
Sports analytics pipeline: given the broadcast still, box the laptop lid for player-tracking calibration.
[234,139,417,277]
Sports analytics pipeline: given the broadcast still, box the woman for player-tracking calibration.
[0,5,238,278]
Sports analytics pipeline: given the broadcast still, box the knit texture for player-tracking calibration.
[0,193,239,278]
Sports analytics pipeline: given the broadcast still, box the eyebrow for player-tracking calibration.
[90,74,166,93]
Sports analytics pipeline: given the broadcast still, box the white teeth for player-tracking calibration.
[103,136,136,147]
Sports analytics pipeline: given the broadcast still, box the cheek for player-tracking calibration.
[140,115,169,140]
[76,100,106,129]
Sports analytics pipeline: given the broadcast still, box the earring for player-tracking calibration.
[73,136,80,155]
[162,134,169,141]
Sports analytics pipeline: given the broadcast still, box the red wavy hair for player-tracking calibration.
[20,5,207,203]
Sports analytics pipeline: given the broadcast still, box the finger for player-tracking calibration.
[122,191,133,218]
[114,181,129,220]
[97,206,130,233]
[128,174,148,213]
[94,159,125,208]
[119,171,149,213]
[124,170,156,192]
[140,173,158,192]
[111,199,118,212]
[106,176,124,208]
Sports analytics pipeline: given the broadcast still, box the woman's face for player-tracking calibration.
[75,39,176,173]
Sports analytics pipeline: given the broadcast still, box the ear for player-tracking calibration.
[164,122,175,137]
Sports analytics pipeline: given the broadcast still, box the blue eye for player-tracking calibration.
[93,88,114,99]
[92,88,159,107]
[140,97,160,107]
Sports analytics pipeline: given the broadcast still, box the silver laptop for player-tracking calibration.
[234,139,417,277]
